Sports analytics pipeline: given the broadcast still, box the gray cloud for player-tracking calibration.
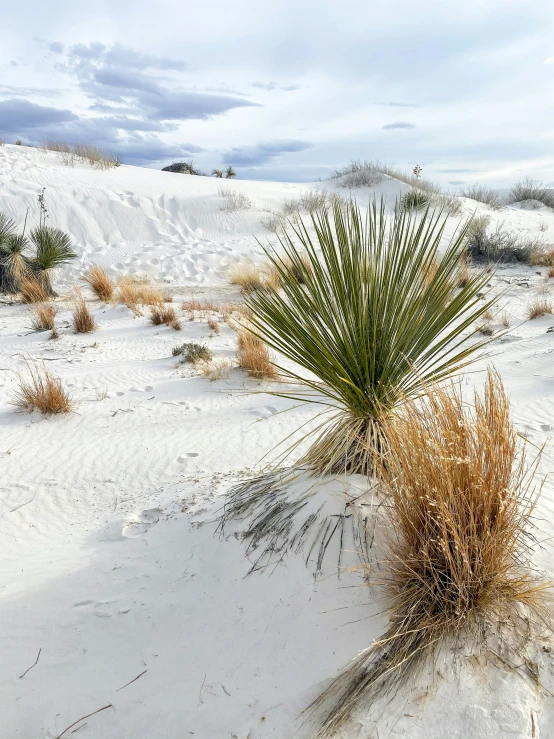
[67,42,187,72]
[382,121,416,130]
[223,140,312,167]
[0,99,78,134]
[251,81,300,92]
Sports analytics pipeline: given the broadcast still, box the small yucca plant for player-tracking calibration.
[401,189,429,211]
[30,226,76,295]
[244,198,497,475]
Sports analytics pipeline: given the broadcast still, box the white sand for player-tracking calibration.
[2,144,554,738]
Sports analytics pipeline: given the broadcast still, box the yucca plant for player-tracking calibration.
[225,166,236,179]
[401,189,429,211]
[244,198,497,476]
[0,234,33,292]
[30,226,76,295]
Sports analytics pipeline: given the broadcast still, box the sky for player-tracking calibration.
[1,0,554,186]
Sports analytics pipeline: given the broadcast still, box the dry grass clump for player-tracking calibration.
[530,248,554,267]
[150,304,177,326]
[72,289,96,333]
[300,190,328,213]
[548,266,554,279]
[44,141,121,169]
[198,357,234,380]
[207,318,220,333]
[456,253,472,288]
[117,276,164,314]
[12,361,74,415]
[20,278,49,303]
[311,372,550,738]
[527,298,553,320]
[82,266,114,302]
[227,262,265,293]
[237,328,276,380]
[29,302,56,331]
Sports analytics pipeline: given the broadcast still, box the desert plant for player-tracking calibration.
[150,304,177,326]
[527,298,553,320]
[227,262,264,292]
[329,159,384,188]
[72,289,96,333]
[12,361,74,415]
[218,188,252,212]
[310,371,549,738]
[509,177,554,209]
[19,278,50,303]
[117,276,164,313]
[225,166,236,179]
[29,302,56,331]
[461,184,503,209]
[242,198,497,475]
[465,217,545,264]
[0,233,33,292]
[174,342,213,363]
[198,357,234,380]
[237,328,276,380]
[300,190,328,214]
[82,266,114,302]
[212,169,223,178]
[261,211,285,233]
[207,318,220,333]
[456,252,471,288]
[29,226,76,294]
[401,189,430,211]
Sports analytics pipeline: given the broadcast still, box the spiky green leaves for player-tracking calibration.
[30,227,76,271]
[244,199,498,473]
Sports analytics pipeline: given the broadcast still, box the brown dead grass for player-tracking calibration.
[83,266,114,302]
[72,289,97,333]
[207,318,220,333]
[227,262,264,293]
[456,253,472,288]
[20,278,49,304]
[311,371,550,738]
[12,361,74,415]
[150,304,178,326]
[527,298,553,320]
[118,276,164,314]
[29,302,56,331]
[237,328,277,380]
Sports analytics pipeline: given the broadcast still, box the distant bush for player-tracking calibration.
[225,166,236,179]
[174,342,213,364]
[401,190,430,211]
[465,216,545,264]
[162,160,205,176]
[14,140,23,146]
[509,177,554,209]
[44,140,121,169]
[329,159,384,188]
[461,184,503,209]
[300,190,328,213]
[218,187,252,212]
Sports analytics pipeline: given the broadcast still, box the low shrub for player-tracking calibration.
[218,187,252,211]
[174,342,213,363]
[150,304,177,326]
[461,184,503,209]
[465,217,546,264]
[237,328,276,380]
[527,298,553,319]
[12,361,74,415]
[509,177,554,209]
[227,262,264,293]
[118,276,164,314]
[401,190,430,211]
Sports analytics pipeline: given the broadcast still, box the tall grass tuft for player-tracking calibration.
[461,184,503,209]
[237,328,276,380]
[12,361,74,415]
[72,289,96,333]
[244,199,497,475]
[150,304,177,326]
[83,266,114,302]
[310,371,550,738]
[20,278,49,304]
[29,302,56,331]
[118,276,164,314]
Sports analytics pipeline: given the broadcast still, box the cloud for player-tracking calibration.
[375,101,419,107]
[67,42,187,72]
[142,91,258,121]
[0,99,78,134]
[222,140,312,167]
[382,121,416,130]
[251,81,300,92]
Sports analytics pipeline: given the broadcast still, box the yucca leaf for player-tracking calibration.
[30,226,76,271]
[243,198,498,473]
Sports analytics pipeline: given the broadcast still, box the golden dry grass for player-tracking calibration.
[198,357,234,380]
[82,266,114,302]
[12,361,74,415]
[237,328,277,380]
[527,298,553,319]
[311,371,550,738]
[150,304,178,326]
[20,278,49,304]
[72,289,97,333]
[227,262,264,293]
[117,276,164,314]
[29,302,56,331]
[455,253,471,288]
[548,266,554,279]
[207,318,220,333]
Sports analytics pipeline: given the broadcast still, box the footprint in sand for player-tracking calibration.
[121,507,162,538]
